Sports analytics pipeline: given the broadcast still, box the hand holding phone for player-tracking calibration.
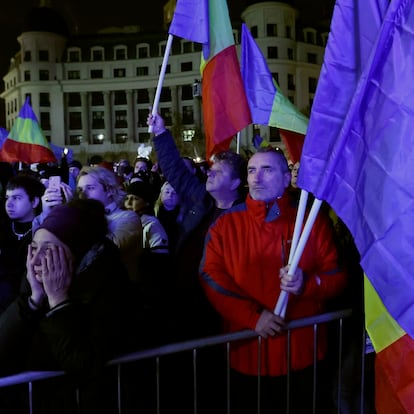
[48,175,61,191]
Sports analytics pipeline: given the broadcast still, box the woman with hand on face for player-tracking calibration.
[0,199,137,414]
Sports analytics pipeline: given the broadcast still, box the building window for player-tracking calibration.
[136,66,149,76]
[268,47,278,59]
[272,72,279,84]
[92,133,105,144]
[92,111,105,129]
[38,50,49,61]
[286,26,292,39]
[39,93,50,107]
[159,42,166,56]
[269,127,281,142]
[266,24,278,37]
[69,135,82,145]
[138,46,149,58]
[91,92,104,106]
[306,31,316,44]
[69,112,82,129]
[288,74,295,91]
[68,70,80,79]
[25,93,31,103]
[114,68,126,78]
[308,77,318,93]
[24,71,31,81]
[158,64,170,74]
[115,47,127,60]
[307,53,317,64]
[182,106,194,124]
[90,69,103,79]
[91,48,104,61]
[40,112,51,130]
[137,89,149,103]
[137,109,149,127]
[288,95,294,104]
[181,61,193,72]
[114,91,127,105]
[39,70,49,80]
[182,41,193,53]
[68,92,81,106]
[115,133,128,143]
[115,110,128,128]
[24,51,31,62]
[181,85,193,100]
[160,108,172,125]
[287,48,294,60]
[68,49,80,62]
[160,87,171,102]
[250,26,258,38]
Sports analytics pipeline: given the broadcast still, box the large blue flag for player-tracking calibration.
[298,0,414,339]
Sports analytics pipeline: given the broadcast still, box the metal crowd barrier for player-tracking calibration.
[0,308,371,414]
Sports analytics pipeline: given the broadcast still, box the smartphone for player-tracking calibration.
[48,175,61,191]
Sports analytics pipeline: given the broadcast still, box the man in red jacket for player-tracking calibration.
[200,147,348,413]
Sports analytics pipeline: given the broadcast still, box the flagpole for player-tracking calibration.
[273,189,309,316]
[236,131,241,154]
[274,197,322,317]
[148,34,174,133]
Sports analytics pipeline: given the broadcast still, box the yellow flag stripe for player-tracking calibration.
[364,275,405,353]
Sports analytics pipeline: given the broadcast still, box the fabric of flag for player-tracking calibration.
[0,98,56,164]
[240,23,308,162]
[297,0,414,411]
[0,127,8,149]
[201,0,251,160]
[365,276,414,413]
[168,0,210,59]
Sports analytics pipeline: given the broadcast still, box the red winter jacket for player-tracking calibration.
[200,193,347,376]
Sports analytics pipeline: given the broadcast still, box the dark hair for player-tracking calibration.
[6,174,45,202]
[134,157,152,170]
[212,151,247,184]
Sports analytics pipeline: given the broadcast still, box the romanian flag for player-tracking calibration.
[365,276,414,413]
[0,97,56,164]
[200,0,251,160]
[297,0,414,411]
[240,24,308,162]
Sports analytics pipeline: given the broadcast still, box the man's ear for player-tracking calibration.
[32,196,40,210]
[283,172,292,189]
[230,178,241,191]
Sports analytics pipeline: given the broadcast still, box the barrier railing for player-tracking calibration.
[0,308,368,414]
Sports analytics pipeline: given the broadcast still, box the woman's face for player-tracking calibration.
[30,229,72,283]
[161,183,179,211]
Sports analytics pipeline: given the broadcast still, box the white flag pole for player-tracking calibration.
[236,131,241,154]
[148,34,174,133]
[273,189,309,315]
[274,196,322,317]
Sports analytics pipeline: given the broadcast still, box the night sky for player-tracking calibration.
[0,0,334,125]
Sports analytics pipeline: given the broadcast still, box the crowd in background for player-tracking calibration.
[0,113,374,414]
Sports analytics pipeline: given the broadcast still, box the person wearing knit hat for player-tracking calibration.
[0,198,139,412]
[124,181,168,254]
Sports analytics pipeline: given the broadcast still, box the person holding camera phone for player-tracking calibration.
[32,175,74,234]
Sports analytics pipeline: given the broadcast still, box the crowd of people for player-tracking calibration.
[0,113,374,413]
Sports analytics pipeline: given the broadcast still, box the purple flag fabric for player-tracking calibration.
[241,23,276,125]
[168,0,209,58]
[298,0,414,338]
[0,127,8,149]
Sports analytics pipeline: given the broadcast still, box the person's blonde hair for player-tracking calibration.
[78,166,126,206]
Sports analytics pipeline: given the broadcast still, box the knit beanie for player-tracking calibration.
[126,181,158,206]
[38,199,108,260]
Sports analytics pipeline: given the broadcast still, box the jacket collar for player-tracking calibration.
[246,192,292,223]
